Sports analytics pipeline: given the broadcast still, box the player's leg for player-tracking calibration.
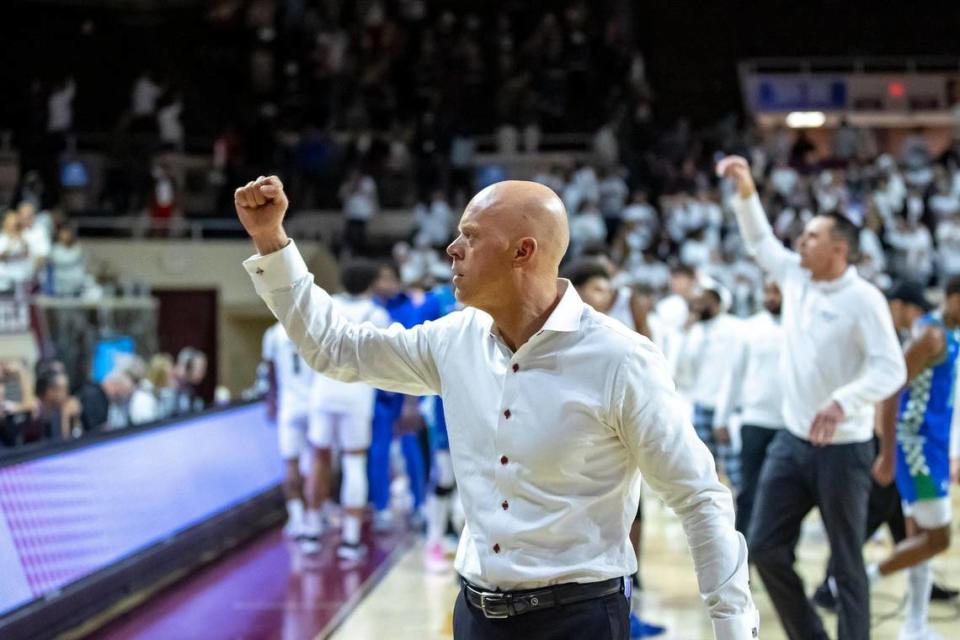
[369,393,397,531]
[302,409,335,552]
[278,410,308,536]
[336,408,373,561]
[424,397,454,572]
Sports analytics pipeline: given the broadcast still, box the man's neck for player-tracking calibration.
[489,279,564,352]
[811,262,849,282]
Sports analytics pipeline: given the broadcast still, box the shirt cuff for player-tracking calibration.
[712,607,759,640]
[243,240,308,295]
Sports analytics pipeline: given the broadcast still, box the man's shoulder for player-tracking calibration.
[588,309,658,356]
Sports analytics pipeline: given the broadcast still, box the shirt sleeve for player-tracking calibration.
[244,241,442,396]
[615,344,759,640]
[730,192,800,285]
[831,286,907,417]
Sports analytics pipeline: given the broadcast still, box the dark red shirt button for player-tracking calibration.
[503,409,511,419]
[501,500,509,510]
[512,363,519,372]
[493,544,501,553]
[500,455,508,465]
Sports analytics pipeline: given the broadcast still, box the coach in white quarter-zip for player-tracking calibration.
[235,175,758,640]
[719,155,906,640]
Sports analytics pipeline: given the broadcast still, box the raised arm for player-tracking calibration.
[237,177,442,396]
[615,345,758,640]
[717,155,799,284]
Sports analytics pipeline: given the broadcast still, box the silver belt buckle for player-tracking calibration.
[479,592,510,619]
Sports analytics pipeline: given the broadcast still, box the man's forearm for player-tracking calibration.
[878,393,900,458]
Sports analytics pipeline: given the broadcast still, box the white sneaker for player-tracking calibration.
[283,518,302,538]
[297,534,322,555]
[372,510,395,533]
[898,627,943,640]
[337,543,368,561]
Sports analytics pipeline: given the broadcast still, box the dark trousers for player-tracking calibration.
[452,587,629,639]
[823,437,905,584]
[748,431,873,640]
[735,424,780,535]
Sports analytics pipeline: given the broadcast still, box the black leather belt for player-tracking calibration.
[462,576,625,619]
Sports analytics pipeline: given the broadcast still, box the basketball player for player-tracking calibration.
[237,176,756,639]
[867,276,960,640]
[720,155,905,640]
[262,321,316,540]
[309,259,391,560]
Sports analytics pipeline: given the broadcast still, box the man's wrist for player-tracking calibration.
[252,229,290,256]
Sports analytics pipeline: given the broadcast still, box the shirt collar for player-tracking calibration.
[539,279,584,334]
[811,265,858,293]
[484,279,584,340]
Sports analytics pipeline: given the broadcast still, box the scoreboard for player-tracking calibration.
[739,59,960,127]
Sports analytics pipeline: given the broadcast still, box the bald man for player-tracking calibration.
[237,177,757,640]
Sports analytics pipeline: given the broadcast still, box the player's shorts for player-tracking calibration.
[309,408,372,451]
[278,410,311,460]
[901,497,952,529]
[895,434,952,528]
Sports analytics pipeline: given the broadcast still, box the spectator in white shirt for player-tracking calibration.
[531,164,566,196]
[937,211,960,282]
[17,202,51,265]
[131,71,162,127]
[338,169,379,255]
[236,176,758,639]
[886,215,934,285]
[714,281,784,535]
[597,167,629,238]
[626,249,671,294]
[721,155,905,640]
[568,200,607,258]
[49,226,86,297]
[413,190,454,248]
[47,77,76,136]
[671,278,743,491]
[0,211,34,293]
[157,93,184,151]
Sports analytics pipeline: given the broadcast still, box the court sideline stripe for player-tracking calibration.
[316,534,416,640]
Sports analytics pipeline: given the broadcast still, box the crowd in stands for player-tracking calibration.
[0,200,91,297]
[0,347,209,450]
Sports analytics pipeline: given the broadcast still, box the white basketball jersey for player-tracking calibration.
[262,323,314,410]
[311,294,391,414]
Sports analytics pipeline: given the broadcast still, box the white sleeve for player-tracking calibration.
[616,346,759,640]
[730,193,800,285]
[832,287,907,416]
[245,242,442,396]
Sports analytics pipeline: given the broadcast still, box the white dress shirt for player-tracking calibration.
[732,193,906,443]
[245,242,758,639]
[714,312,785,429]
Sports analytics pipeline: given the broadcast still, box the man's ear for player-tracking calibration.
[514,237,538,264]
